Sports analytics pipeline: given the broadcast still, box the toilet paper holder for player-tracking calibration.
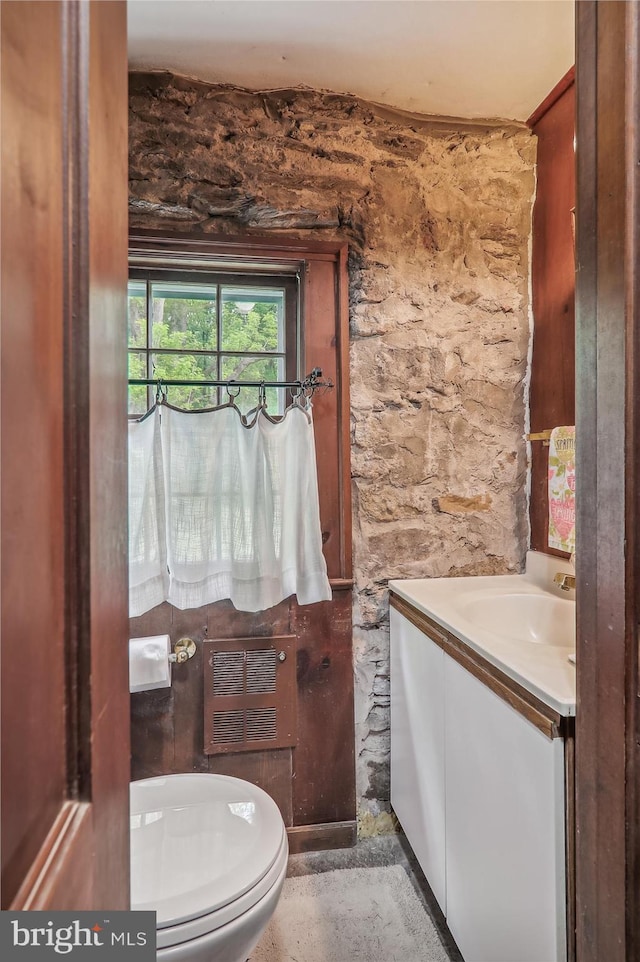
[169,637,197,665]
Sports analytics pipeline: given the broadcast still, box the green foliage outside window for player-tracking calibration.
[128,283,286,415]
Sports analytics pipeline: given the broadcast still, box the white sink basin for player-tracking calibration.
[389,552,577,715]
[458,593,575,648]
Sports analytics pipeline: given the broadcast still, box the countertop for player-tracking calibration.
[389,551,576,717]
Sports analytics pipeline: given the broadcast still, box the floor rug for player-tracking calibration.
[250,864,452,962]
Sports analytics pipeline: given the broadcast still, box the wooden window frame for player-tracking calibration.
[128,266,300,414]
[128,229,353,586]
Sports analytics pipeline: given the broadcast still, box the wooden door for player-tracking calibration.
[575,1,640,958]
[1,0,129,909]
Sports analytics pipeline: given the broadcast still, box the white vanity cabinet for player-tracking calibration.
[390,596,570,962]
[444,655,566,962]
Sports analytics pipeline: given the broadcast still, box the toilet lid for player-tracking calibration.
[130,774,286,928]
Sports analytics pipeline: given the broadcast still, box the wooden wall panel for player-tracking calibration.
[131,590,355,832]
[172,606,216,775]
[207,750,294,827]
[291,590,355,825]
[304,258,344,580]
[130,689,175,779]
[529,73,576,555]
[129,602,176,777]
[130,598,292,779]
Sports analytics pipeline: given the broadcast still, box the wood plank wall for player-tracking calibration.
[129,233,356,851]
[130,593,354,833]
[529,69,576,555]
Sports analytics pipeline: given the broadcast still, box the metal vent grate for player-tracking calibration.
[246,707,277,741]
[211,708,277,745]
[213,651,244,696]
[204,636,297,755]
[212,647,278,697]
[246,649,277,693]
[212,710,244,744]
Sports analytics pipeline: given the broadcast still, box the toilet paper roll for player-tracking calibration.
[129,634,171,693]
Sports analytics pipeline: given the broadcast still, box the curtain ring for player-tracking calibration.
[226,380,241,400]
[259,381,266,407]
[155,379,167,404]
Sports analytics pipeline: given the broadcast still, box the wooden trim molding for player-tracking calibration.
[10,803,93,911]
[129,228,347,261]
[575,3,640,957]
[527,66,576,128]
[287,820,357,854]
[389,592,567,740]
[329,578,354,590]
[336,243,352,581]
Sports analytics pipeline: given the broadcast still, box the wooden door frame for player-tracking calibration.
[1,0,130,910]
[575,2,640,959]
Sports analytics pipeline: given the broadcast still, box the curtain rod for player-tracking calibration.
[128,367,333,392]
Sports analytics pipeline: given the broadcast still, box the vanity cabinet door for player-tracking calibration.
[390,608,446,912]
[444,656,566,962]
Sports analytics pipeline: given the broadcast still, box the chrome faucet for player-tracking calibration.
[553,572,576,591]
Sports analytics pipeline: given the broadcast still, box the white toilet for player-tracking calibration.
[130,773,288,962]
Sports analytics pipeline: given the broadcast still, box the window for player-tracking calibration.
[128,270,299,416]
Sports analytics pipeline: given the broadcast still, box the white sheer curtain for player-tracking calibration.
[257,407,332,606]
[128,408,168,617]
[128,401,331,616]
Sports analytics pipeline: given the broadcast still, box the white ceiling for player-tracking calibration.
[128,0,575,122]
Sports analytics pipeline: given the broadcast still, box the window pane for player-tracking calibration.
[150,352,218,411]
[128,281,146,348]
[151,281,218,351]
[128,351,148,416]
[162,385,218,411]
[151,351,217,382]
[221,287,285,354]
[221,355,285,415]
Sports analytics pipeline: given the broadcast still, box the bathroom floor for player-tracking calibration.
[252,832,463,962]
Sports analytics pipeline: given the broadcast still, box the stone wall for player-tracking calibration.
[129,73,536,819]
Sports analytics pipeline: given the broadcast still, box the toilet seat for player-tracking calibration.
[157,831,288,950]
[130,774,288,949]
